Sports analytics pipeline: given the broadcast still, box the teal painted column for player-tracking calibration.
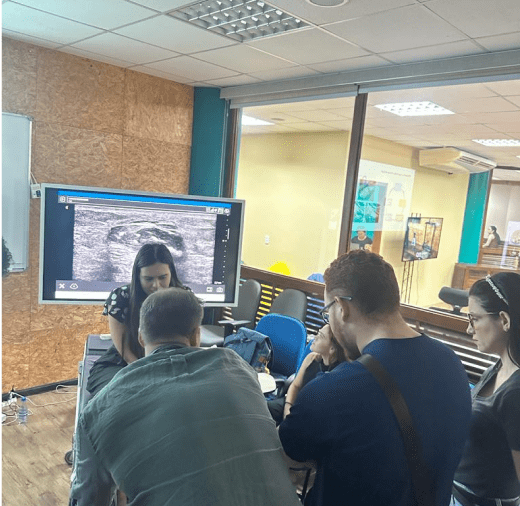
[189,87,229,197]
[459,171,490,264]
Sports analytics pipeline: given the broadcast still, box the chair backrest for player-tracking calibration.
[296,338,314,371]
[231,279,262,328]
[255,314,307,377]
[269,288,307,322]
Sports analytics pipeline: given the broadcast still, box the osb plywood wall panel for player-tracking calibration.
[2,37,194,392]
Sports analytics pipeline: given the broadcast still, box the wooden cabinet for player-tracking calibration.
[452,263,519,290]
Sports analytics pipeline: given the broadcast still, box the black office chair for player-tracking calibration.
[433,286,469,315]
[200,279,262,347]
[269,288,308,322]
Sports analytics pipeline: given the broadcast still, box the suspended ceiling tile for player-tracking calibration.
[145,55,239,81]
[114,15,236,54]
[247,28,369,65]
[2,3,104,45]
[475,33,520,52]
[71,33,180,65]
[284,109,347,121]
[325,4,467,53]
[316,119,352,130]
[488,123,520,135]
[288,122,338,131]
[11,0,156,30]
[1,29,61,49]
[59,46,135,68]
[266,0,416,26]
[448,96,519,114]
[310,97,354,110]
[125,0,197,13]
[483,80,520,97]
[202,74,263,87]
[461,111,520,124]
[129,64,194,84]
[248,66,320,81]
[322,108,353,119]
[243,111,306,124]
[381,40,484,64]
[241,124,299,135]
[426,0,520,39]
[307,54,391,74]
[191,45,297,73]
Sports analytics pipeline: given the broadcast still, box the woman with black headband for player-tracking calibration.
[452,272,520,506]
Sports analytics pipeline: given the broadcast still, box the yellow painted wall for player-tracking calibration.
[236,131,349,279]
[361,135,469,307]
[237,130,470,309]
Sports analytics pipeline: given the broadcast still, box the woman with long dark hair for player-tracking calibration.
[452,272,520,506]
[87,243,184,396]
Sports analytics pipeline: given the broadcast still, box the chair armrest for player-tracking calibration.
[218,319,251,336]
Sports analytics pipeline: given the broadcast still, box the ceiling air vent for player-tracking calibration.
[419,147,496,174]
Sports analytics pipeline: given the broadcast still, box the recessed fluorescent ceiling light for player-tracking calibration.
[167,1,309,42]
[375,101,454,117]
[241,115,274,126]
[473,139,520,147]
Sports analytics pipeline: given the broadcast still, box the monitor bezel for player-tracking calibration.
[38,183,245,307]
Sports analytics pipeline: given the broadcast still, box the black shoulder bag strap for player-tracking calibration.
[358,353,435,506]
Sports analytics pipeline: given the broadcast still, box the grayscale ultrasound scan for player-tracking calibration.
[72,205,217,285]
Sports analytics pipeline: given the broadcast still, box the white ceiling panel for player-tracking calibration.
[267,0,417,26]
[1,28,61,49]
[284,109,348,121]
[243,111,307,123]
[325,5,467,53]
[483,80,520,97]
[248,28,369,65]
[128,64,194,83]
[2,3,104,45]
[316,119,353,131]
[60,46,135,67]
[447,96,519,114]
[241,124,300,135]
[114,15,236,53]
[191,45,296,73]
[307,55,391,74]
[289,122,341,131]
[381,40,484,64]
[248,66,320,81]
[426,0,520,39]
[475,33,520,52]
[201,75,263,87]
[71,33,179,64]
[145,56,239,81]
[11,0,156,30]
[461,111,520,125]
[127,0,197,13]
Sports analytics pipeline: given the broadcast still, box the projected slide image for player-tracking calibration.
[72,206,217,285]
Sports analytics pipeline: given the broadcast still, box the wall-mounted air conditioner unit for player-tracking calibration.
[419,147,496,174]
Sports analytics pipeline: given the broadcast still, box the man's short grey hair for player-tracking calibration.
[139,287,203,344]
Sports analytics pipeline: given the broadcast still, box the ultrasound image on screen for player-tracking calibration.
[72,205,217,285]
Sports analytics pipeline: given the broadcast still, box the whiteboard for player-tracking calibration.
[2,112,32,272]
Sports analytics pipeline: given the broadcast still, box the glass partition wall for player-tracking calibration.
[234,79,520,311]
[235,98,355,281]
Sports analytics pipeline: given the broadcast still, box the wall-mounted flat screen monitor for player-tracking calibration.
[39,184,245,307]
[402,216,443,262]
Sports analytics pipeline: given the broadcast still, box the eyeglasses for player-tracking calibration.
[467,312,499,328]
[319,296,353,323]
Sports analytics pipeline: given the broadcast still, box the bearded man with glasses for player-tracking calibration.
[279,249,472,506]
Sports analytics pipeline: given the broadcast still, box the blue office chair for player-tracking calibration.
[255,313,307,378]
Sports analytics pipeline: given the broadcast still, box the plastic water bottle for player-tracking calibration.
[18,396,28,425]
